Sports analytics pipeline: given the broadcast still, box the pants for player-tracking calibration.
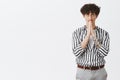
[76,67,107,80]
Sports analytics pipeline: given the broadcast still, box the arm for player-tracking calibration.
[81,30,91,49]
[93,31,110,57]
[72,28,90,57]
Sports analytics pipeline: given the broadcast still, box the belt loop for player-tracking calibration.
[98,66,100,69]
[83,66,85,70]
[89,65,91,70]
[90,66,92,70]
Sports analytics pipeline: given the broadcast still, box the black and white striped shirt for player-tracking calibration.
[72,25,110,67]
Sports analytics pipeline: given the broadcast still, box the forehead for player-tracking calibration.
[85,12,96,15]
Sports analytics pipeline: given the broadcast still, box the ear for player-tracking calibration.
[83,15,85,18]
[95,14,99,18]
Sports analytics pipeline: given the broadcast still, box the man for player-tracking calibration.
[72,3,110,80]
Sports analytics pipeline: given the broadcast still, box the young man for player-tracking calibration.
[72,3,110,80]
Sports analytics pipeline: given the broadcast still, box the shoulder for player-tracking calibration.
[72,26,85,35]
[97,26,109,36]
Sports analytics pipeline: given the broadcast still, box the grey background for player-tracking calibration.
[0,0,119,80]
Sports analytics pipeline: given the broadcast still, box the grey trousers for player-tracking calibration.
[76,67,107,80]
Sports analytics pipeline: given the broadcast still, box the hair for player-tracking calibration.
[80,3,100,16]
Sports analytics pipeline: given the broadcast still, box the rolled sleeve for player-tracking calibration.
[97,32,110,57]
[72,30,85,57]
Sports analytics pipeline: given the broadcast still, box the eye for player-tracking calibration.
[92,13,96,16]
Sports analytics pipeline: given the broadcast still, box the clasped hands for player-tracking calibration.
[87,21,101,48]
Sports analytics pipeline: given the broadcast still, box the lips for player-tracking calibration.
[88,20,93,22]
[89,20,93,21]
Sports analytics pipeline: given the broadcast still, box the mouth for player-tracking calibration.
[89,20,92,21]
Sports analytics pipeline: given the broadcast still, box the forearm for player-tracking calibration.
[93,38,101,48]
[94,34,110,57]
[81,34,90,49]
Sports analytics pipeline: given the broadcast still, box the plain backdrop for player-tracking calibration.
[0,0,119,80]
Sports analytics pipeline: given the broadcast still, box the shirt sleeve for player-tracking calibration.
[72,29,85,57]
[97,31,110,57]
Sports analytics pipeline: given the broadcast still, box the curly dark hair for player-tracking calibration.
[80,3,100,16]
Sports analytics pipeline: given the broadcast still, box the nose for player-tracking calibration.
[89,15,92,20]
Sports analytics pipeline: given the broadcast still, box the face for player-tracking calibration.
[83,12,97,23]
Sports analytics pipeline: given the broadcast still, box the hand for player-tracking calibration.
[88,21,94,35]
[86,21,93,36]
[91,30,101,48]
[88,21,101,48]
[86,22,91,35]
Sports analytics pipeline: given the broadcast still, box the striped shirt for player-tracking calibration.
[72,25,110,67]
